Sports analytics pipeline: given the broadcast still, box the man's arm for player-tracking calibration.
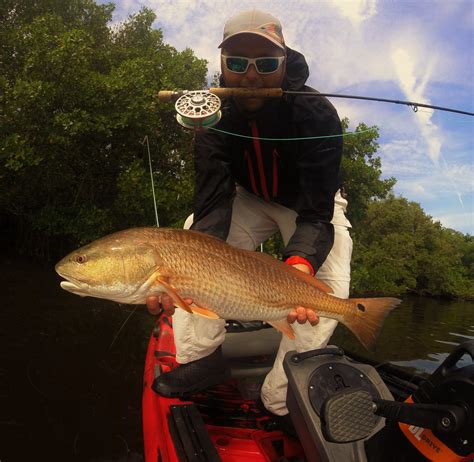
[190,129,236,240]
[283,98,343,273]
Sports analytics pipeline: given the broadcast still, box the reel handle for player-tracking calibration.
[210,87,283,99]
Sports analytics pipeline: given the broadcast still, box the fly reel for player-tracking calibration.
[175,90,221,130]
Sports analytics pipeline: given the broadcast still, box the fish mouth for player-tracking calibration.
[57,274,134,301]
[56,268,92,296]
[59,279,90,297]
[56,269,83,287]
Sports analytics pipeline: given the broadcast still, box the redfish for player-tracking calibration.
[55,227,400,350]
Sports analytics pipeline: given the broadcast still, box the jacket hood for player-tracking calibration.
[282,46,309,91]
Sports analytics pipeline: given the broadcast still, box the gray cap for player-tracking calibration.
[219,10,285,50]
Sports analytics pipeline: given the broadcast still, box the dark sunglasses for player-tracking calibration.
[221,55,285,74]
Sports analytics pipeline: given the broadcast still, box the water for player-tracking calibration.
[1,257,151,462]
[1,257,473,461]
[332,295,474,375]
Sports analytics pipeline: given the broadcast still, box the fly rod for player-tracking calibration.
[157,88,473,130]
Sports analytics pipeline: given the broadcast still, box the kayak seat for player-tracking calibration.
[222,323,281,381]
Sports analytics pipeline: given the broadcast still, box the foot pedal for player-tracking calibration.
[322,388,380,443]
[168,404,221,461]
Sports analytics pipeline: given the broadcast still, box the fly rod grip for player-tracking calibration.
[157,90,189,102]
[210,88,283,99]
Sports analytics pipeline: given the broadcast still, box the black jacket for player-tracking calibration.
[191,47,343,271]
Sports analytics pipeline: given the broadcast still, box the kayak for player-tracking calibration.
[142,315,474,462]
[143,316,305,461]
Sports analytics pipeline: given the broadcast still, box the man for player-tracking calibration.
[147,9,352,418]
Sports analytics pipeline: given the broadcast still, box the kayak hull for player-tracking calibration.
[142,315,304,462]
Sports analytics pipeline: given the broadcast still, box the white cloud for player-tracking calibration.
[391,47,442,165]
[379,135,473,231]
[331,0,378,26]
[432,211,474,235]
[381,139,473,193]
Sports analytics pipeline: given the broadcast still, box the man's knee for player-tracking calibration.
[227,219,258,250]
[319,279,350,299]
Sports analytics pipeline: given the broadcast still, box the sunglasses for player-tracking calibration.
[221,55,285,74]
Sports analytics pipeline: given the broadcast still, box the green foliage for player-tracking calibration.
[209,71,221,87]
[461,235,474,281]
[351,197,473,299]
[263,233,284,259]
[1,0,206,252]
[340,118,396,227]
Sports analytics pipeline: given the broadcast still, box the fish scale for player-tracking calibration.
[155,229,349,320]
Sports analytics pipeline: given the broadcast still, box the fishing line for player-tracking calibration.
[107,305,139,351]
[208,126,376,141]
[25,361,50,400]
[141,136,160,227]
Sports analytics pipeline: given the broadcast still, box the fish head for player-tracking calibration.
[55,230,163,302]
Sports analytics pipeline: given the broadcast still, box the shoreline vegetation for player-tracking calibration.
[1,1,472,300]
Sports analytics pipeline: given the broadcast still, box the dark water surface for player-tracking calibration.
[1,256,473,461]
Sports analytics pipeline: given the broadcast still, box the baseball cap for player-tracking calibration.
[219,10,285,50]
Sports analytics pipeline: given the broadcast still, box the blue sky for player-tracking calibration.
[106,0,473,234]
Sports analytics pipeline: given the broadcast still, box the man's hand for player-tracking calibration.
[287,263,320,326]
[146,294,193,316]
[287,306,319,326]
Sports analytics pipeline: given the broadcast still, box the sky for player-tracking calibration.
[106,0,473,234]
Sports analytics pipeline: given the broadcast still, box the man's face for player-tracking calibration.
[221,34,286,114]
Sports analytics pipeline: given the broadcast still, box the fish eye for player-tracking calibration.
[75,255,87,264]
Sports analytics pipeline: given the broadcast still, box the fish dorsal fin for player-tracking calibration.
[284,264,333,293]
[247,251,333,294]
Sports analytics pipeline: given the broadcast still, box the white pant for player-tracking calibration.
[174,185,353,415]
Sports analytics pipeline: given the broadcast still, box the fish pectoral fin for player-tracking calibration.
[190,304,221,320]
[154,278,193,314]
[268,319,296,339]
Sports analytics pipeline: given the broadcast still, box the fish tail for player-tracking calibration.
[344,297,401,351]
